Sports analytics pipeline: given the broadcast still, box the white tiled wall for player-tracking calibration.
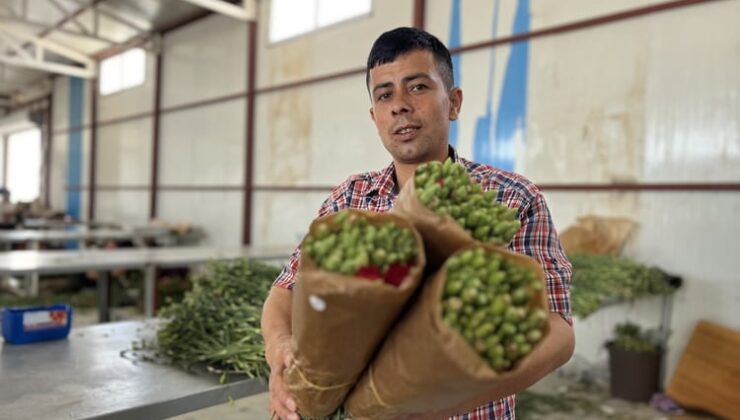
[95,190,150,226]
[157,190,244,247]
[159,100,246,186]
[254,74,384,188]
[96,118,153,186]
[251,190,330,248]
[162,15,248,108]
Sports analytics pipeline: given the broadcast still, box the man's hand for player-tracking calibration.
[267,334,299,420]
[262,286,298,420]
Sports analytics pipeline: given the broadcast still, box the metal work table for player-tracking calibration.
[0,227,168,250]
[0,320,267,420]
[0,246,291,321]
[21,219,117,230]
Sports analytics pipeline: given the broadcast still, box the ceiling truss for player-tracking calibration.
[0,0,256,98]
[176,0,256,21]
[0,25,96,78]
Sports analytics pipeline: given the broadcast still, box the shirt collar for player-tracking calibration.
[448,145,460,162]
[369,161,397,198]
[371,145,460,197]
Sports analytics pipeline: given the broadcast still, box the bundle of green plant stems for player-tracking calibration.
[570,254,674,318]
[156,259,280,378]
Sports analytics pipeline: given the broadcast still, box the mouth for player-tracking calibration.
[392,124,421,140]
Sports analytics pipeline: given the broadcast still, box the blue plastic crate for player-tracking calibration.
[1,304,73,344]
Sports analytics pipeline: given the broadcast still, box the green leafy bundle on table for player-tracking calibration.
[156,258,280,378]
[570,254,676,318]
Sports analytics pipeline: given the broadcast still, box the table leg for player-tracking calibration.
[98,272,110,323]
[25,272,40,297]
[658,293,674,390]
[31,273,39,296]
[144,265,156,318]
[133,236,146,248]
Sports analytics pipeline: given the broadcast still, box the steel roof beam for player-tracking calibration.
[0,26,95,78]
[47,0,92,35]
[66,0,151,33]
[175,0,256,21]
[0,16,118,45]
[94,3,152,33]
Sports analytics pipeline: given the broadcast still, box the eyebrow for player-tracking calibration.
[371,72,432,96]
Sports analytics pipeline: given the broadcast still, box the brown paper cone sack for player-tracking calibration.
[284,209,426,418]
[345,244,550,419]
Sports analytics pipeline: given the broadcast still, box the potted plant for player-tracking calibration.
[607,321,667,402]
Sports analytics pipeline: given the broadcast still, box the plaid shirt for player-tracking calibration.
[274,148,572,420]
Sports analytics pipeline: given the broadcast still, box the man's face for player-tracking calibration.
[368,50,462,165]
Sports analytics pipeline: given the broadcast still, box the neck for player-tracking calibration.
[394,162,417,191]
[394,146,450,190]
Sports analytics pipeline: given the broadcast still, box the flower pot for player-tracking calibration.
[607,343,662,402]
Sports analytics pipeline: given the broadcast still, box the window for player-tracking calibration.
[99,48,146,95]
[269,0,372,43]
[6,128,41,203]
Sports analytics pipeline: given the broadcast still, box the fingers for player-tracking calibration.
[269,369,299,420]
[267,337,298,419]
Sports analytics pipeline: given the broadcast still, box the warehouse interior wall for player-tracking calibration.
[526,3,739,383]
[157,16,248,246]
[253,0,414,248]
[44,0,740,384]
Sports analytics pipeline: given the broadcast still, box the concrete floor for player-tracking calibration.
[169,392,271,420]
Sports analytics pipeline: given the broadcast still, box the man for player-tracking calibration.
[262,27,574,420]
[0,188,17,227]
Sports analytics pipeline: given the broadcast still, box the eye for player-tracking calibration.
[411,84,428,92]
[376,92,391,102]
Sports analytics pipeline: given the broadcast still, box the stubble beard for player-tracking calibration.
[389,140,428,164]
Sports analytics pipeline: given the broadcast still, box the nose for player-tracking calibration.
[391,91,412,116]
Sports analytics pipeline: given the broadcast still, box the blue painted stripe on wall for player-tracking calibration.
[67,77,83,220]
[492,0,530,171]
[473,0,502,165]
[448,0,462,148]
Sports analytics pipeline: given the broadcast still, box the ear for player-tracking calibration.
[369,106,376,123]
[448,87,463,121]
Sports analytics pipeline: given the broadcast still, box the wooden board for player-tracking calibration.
[666,320,740,420]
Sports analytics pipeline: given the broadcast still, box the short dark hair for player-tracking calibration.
[366,27,454,91]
